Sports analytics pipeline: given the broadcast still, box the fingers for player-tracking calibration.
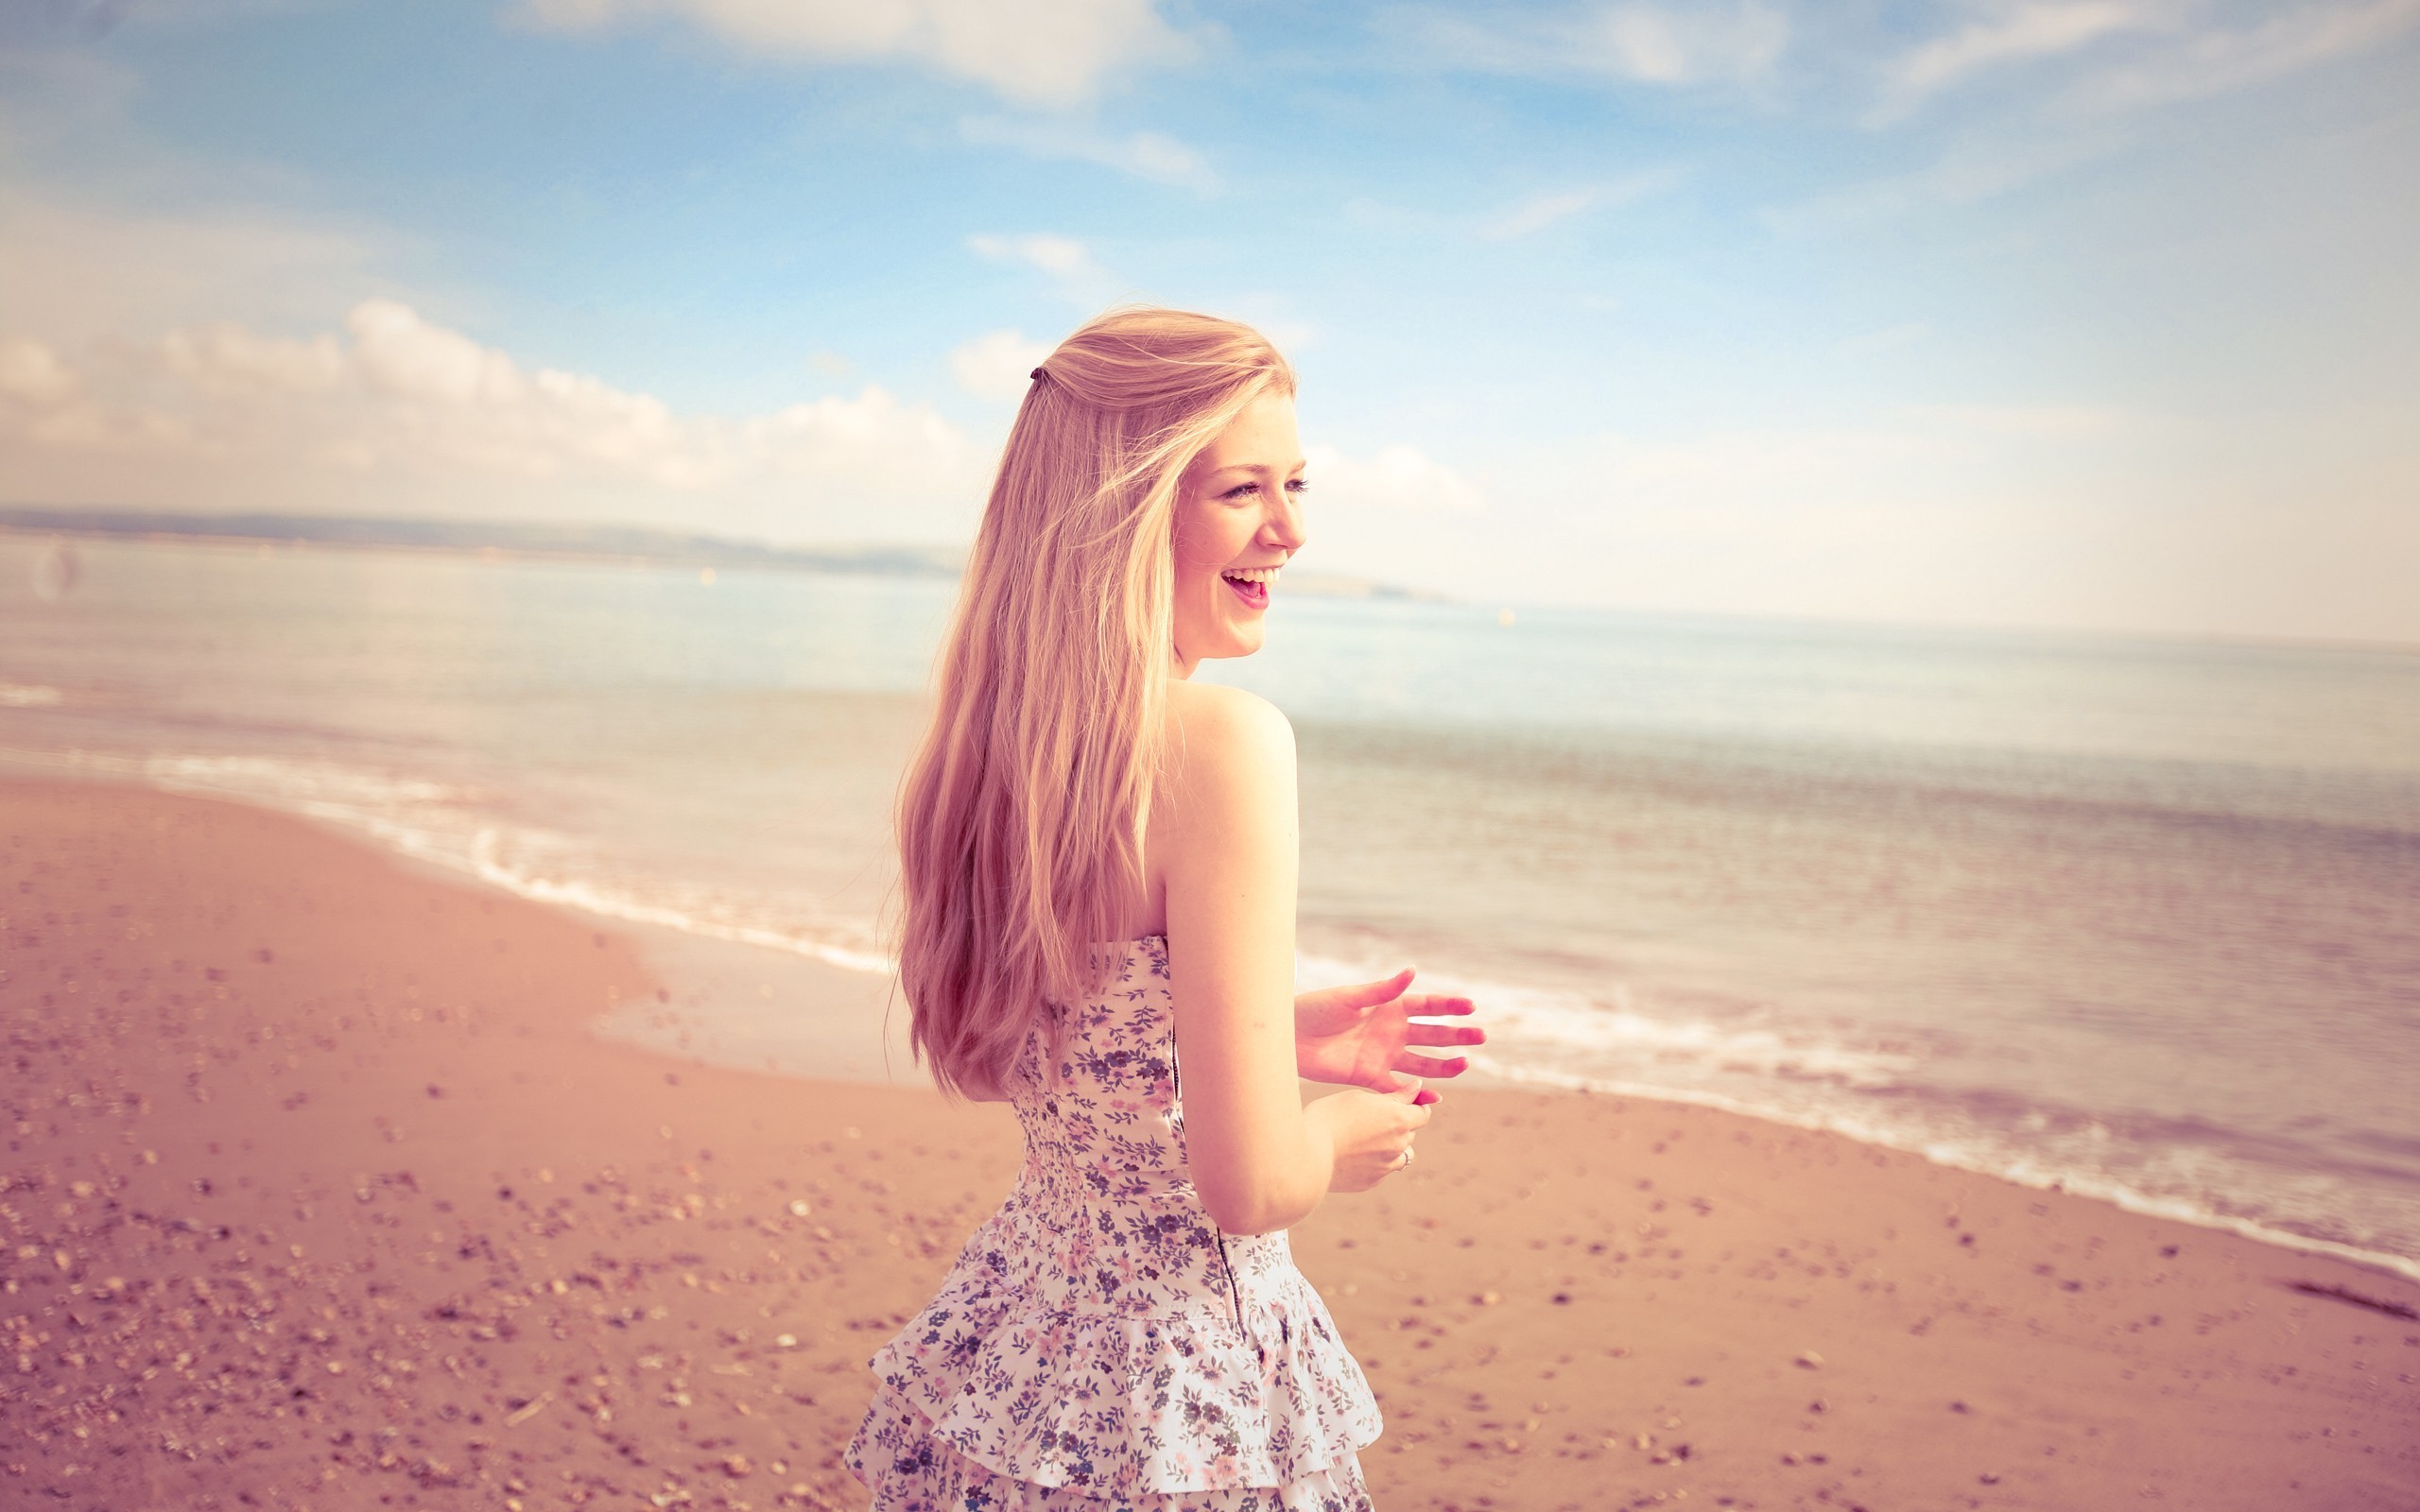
[1372,1083,1432,1126]
[1327,970,1424,1011]
[1405,1022,1486,1048]
[1395,1052,1470,1080]
[1340,968,1418,1007]
[1402,992,1478,1017]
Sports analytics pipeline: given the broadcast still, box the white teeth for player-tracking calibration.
[1222,566,1280,583]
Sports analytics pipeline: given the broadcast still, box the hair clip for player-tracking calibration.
[1029,367,1046,382]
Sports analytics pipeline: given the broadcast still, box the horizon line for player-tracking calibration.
[6,504,2413,659]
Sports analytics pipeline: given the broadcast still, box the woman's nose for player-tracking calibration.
[1266,489,1306,553]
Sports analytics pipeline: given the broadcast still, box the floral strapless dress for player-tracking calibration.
[845,936,1382,1510]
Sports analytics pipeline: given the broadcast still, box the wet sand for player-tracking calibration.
[4,781,2416,1510]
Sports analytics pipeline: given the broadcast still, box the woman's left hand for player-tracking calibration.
[1294,970,1483,1105]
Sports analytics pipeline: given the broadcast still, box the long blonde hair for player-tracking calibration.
[897,306,1294,1099]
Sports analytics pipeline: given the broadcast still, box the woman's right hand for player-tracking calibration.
[1309,1082,1431,1193]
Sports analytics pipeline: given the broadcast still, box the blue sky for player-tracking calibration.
[2,0,2414,641]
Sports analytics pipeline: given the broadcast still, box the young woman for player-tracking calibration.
[846,306,1483,1511]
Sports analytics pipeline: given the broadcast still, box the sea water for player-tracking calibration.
[4,533,2416,1279]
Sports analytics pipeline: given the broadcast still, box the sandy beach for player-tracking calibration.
[5,780,2415,1511]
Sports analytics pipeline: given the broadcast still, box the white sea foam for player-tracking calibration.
[1294,948,1918,1088]
[1477,1053,2420,1285]
[462,828,895,976]
[0,684,64,707]
[163,754,899,976]
[1,744,900,978]
[1301,944,2420,1284]
[146,752,463,809]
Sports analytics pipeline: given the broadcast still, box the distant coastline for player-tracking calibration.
[0,505,965,578]
[0,506,1444,602]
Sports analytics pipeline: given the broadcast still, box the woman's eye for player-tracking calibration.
[1220,482,1260,500]
[1286,477,1310,494]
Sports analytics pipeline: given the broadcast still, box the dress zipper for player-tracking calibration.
[1172,1041,1258,1354]
[1215,1235,1253,1352]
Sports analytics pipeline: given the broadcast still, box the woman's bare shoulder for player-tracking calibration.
[1144,685,1294,921]
[1154,683,1296,921]
[1163,680,1294,782]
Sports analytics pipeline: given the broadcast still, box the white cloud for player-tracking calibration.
[1279,442,1488,593]
[1405,2,1788,89]
[514,0,1190,107]
[959,115,1219,194]
[1579,2,1788,84]
[0,338,80,405]
[348,300,532,405]
[1478,170,1680,241]
[1305,443,1486,515]
[1485,188,1604,241]
[1886,2,2164,111]
[2084,0,2420,107]
[0,301,986,536]
[949,328,1054,402]
[967,232,1118,301]
[1869,0,2420,122]
[1397,0,2413,130]
[968,232,1099,281]
[1762,130,2116,230]
[159,320,349,396]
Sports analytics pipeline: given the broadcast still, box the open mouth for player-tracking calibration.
[1220,565,1278,610]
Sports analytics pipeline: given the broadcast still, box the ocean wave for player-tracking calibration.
[146,751,464,808]
[0,684,65,707]
[462,827,894,976]
[1299,944,2420,1283]
[1295,949,1920,1089]
[1477,1059,2420,1284]
[3,744,899,978]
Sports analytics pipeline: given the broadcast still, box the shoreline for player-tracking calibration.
[7,779,2419,1509]
[19,758,2419,1289]
[1477,1062,2420,1290]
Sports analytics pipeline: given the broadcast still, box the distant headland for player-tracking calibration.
[0,507,1441,601]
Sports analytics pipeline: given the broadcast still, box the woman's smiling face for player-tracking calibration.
[1171,389,1306,676]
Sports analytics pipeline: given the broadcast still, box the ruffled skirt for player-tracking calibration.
[847,1384,1376,1512]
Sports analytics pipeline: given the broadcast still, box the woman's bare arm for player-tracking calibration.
[1162,682,1424,1235]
